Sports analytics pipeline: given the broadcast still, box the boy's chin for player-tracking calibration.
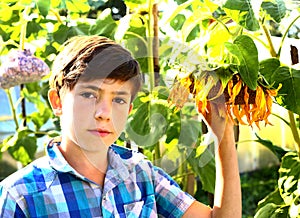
[73,138,111,151]
[78,143,110,153]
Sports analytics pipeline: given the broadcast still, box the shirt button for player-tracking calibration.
[103,195,107,201]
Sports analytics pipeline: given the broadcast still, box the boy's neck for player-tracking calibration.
[58,140,108,187]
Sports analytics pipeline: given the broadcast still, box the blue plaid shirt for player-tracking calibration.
[0,140,195,217]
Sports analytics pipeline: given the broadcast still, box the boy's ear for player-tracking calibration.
[48,89,62,116]
[128,103,133,114]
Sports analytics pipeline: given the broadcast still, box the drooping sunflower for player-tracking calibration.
[168,69,280,128]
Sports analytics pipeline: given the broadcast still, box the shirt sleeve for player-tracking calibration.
[0,185,26,218]
[152,165,195,218]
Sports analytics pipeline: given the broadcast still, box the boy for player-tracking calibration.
[0,35,241,217]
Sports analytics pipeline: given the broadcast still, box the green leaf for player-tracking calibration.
[238,9,260,31]
[178,119,202,147]
[53,24,69,44]
[51,0,65,9]
[163,0,194,25]
[187,145,215,193]
[8,136,37,166]
[225,35,259,90]
[164,104,200,145]
[257,188,284,211]
[130,91,149,111]
[37,0,51,17]
[186,25,200,42]
[123,29,147,73]
[259,58,281,84]
[254,203,289,218]
[154,86,170,101]
[28,109,51,130]
[1,135,15,152]
[223,0,260,31]
[25,82,41,94]
[44,44,58,57]
[68,25,90,37]
[170,14,186,31]
[0,3,13,22]
[206,23,234,61]
[1,128,37,166]
[10,0,32,5]
[180,3,215,41]
[278,152,300,205]
[65,0,90,13]
[261,0,286,23]
[165,122,180,144]
[1,128,33,152]
[89,9,117,38]
[223,0,256,10]
[126,100,170,147]
[88,0,106,9]
[27,21,43,36]
[272,66,300,114]
[21,87,52,129]
[254,134,287,161]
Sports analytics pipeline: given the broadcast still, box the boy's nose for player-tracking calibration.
[94,101,111,121]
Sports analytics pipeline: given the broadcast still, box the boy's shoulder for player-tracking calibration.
[0,156,56,196]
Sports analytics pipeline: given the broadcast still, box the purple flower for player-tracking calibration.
[0,49,50,89]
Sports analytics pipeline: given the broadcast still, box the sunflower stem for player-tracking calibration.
[289,44,300,157]
[288,111,300,157]
[277,14,300,58]
[261,23,277,58]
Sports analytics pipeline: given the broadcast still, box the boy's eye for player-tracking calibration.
[113,97,127,104]
[81,92,97,99]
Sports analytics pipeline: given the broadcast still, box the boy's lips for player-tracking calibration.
[89,128,112,137]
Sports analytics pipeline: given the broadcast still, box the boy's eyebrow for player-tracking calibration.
[78,84,131,96]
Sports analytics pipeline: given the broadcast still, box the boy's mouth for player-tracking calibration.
[89,128,111,137]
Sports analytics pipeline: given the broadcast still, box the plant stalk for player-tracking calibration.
[146,0,155,92]
[261,23,277,57]
[5,89,19,130]
[50,8,63,23]
[288,111,300,156]
[124,31,148,47]
[153,142,161,166]
[290,45,300,156]
[277,14,300,58]
[152,3,160,86]
[19,7,29,127]
[146,0,161,162]
[180,153,188,192]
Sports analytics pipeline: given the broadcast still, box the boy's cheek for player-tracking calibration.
[113,118,128,133]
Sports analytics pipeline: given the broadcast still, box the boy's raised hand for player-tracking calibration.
[202,100,233,143]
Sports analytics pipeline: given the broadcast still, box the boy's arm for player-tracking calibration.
[183,102,242,218]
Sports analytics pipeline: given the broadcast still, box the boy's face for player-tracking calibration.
[49,78,133,152]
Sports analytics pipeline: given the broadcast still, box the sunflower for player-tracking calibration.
[168,72,280,128]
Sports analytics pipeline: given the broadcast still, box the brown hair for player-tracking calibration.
[49,35,142,101]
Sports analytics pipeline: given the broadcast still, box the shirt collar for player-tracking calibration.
[46,140,145,185]
[47,139,85,179]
